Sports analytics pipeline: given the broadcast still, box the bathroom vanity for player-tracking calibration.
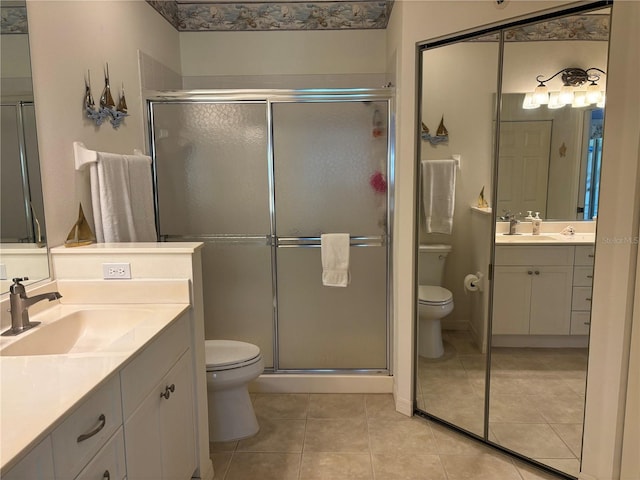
[492,235,595,347]
[0,243,213,480]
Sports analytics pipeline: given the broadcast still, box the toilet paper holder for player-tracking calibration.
[464,272,484,293]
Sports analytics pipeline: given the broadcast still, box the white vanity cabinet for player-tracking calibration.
[493,246,574,335]
[571,245,595,335]
[121,313,196,480]
[2,438,55,480]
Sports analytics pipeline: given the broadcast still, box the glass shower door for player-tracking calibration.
[272,100,389,371]
[151,101,275,368]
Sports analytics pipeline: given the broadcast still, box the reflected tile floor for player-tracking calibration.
[210,392,568,479]
[416,330,587,478]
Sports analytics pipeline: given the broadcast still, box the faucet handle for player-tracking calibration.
[10,278,28,295]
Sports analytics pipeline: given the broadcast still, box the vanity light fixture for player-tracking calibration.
[523,67,606,110]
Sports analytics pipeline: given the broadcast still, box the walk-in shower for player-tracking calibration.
[147,89,394,374]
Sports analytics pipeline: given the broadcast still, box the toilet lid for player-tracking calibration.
[418,285,453,305]
[205,340,261,369]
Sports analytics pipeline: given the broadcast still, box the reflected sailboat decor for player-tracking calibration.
[421,116,449,145]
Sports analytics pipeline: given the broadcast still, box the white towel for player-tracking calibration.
[90,152,157,243]
[321,234,350,287]
[421,159,457,234]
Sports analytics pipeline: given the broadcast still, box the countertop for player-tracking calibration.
[495,233,596,245]
[0,283,190,472]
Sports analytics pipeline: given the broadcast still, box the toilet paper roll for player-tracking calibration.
[464,274,480,293]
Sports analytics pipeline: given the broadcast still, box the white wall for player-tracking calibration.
[181,29,387,88]
[27,0,181,247]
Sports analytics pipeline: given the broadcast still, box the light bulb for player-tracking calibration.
[548,92,564,109]
[533,84,549,105]
[572,91,588,108]
[558,85,574,105]
[522,92,540,109]
[586,83,603,104]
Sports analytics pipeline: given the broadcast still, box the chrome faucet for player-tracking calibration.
[500,211,521,235]
[2,277,62,336]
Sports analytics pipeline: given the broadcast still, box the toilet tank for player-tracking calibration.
[418,244,452,286]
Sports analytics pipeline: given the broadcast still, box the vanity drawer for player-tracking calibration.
[573,266,594,286]
[2,437,55,480]
[494,246,574,266]
[75,427,126,480]
[51,374,122,480]
[572,286,593,311]
[575,245,595,265]
[120,313,190,418]
[571,311,591,335]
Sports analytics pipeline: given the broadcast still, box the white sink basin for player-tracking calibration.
[0,307,154,356]
[499,234,557,242]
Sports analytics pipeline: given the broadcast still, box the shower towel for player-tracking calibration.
[421,159,457,234]
[321,233,351,287]
[90,152,157,243]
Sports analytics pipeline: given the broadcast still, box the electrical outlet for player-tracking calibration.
[102,263,131,279]
[0,264,7,280]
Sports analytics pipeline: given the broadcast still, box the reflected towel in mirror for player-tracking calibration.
[421,159,457,234]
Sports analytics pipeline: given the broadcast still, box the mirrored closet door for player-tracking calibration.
[415,3,611,478]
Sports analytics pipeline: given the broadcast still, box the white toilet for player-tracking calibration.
[418,244,454,358]
[205,340,264,442]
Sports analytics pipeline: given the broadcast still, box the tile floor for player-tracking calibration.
[416,331,587,478]
[210,392,569,479]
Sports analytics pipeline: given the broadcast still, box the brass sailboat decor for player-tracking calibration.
[84,64,129,129]
[421,115,449,145]
[65,204,96,247]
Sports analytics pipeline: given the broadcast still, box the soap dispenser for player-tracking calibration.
[532,212,542,235]
[525,211,534,221]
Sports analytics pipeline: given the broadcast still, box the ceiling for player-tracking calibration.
[146,0,393,32]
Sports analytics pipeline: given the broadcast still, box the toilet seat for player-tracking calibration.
[418,285,453,306]
[205,340,262,372]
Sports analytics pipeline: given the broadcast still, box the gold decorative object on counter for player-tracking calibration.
[64,204,96,247]
[477,186,489,208]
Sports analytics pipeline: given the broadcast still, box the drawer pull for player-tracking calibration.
[77,414,106,443]
[103,470,110,480]
[160,384,176,400]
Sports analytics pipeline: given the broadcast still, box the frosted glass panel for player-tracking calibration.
[273,101,388,236]
[277,246,387,369]
[199,242,274,368]
[153,102,270,235]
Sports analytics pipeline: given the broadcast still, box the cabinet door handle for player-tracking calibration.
[587,275,593,279]
[103,470,110,480]
[586,298,592,302]
[77,414,106,443]
[584,322,591,326]
[527,271,533,275]
[160,384,176,400]
[534,271,540,275]
[588,254,595,258]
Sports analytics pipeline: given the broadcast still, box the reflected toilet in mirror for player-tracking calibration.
[417,244,454,358]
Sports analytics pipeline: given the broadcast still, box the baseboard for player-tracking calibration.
[441,320,469,331]
[492,335,589,348]
[249,374,394,394]
[393,384,413,417]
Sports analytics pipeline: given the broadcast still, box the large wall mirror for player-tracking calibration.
[415,3,610,478]
[0,0,49,292]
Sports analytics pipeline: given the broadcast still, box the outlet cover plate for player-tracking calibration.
[102,263,132,279]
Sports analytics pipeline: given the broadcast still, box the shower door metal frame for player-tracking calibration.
[147,88,395,375]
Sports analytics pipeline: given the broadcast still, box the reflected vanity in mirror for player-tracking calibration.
[416,4,610,478]
[0,0,49,292]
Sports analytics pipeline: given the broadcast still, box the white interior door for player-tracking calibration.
[497,121,552,218]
